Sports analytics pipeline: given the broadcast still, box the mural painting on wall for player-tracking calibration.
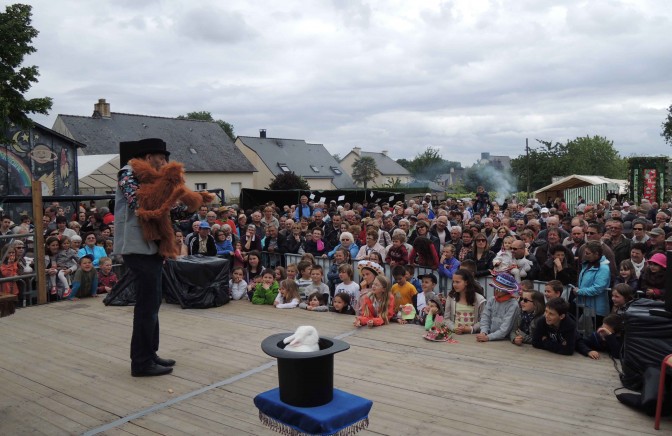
[1,123,77,217]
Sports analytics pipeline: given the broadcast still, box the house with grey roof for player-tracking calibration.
[52,99,256,200]
[235,130,355,190]
[480,152,511,172]
[437,167,466,188]
[339,147,412,188]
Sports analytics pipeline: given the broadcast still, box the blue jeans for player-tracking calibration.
[123,254,163,370]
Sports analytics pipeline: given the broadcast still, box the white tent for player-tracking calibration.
[77,154,120,194]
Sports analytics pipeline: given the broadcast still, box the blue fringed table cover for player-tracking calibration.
[254,388,373,436]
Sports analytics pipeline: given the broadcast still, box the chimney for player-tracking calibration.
[259,129,267,138]
[93,98,111,118]
[352,146,361,156]
[381,150,388,156]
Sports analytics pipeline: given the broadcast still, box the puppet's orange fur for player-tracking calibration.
[130,158,214,258]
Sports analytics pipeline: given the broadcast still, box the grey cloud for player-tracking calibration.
[331,0,372,29]
[174,6,257,43]
[25,0,672,167]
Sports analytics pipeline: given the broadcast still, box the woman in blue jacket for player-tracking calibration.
[573,240,611,327]
[78,232,107,267]
[327,231,359,259]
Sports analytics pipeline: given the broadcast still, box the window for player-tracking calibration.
[189,148,197,154]
[330,166,342,175]
[310,165,320,173]
[278,163,290,173]
[195,183,208,190]
[230,182,242,199]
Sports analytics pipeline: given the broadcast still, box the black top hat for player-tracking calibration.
[119,138,170,166]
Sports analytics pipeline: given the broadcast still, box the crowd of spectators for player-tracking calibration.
[0,191,669,344]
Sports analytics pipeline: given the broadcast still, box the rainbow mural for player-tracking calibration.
[0,148,33,195]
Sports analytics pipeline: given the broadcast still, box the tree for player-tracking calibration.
[663,103,672,146]
[332,153,341,161]
[268,172,310,190]
[0,4,52,140]
[407,147,444,181]
[510,136,627,191]
[177,110,235,141]
[398,147,462,181]
[396,158,411,170]
[380,177,403,189]
[351,156,379,189]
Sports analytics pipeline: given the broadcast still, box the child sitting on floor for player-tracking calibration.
[544,279,563,302]
[334,264,360,314]
[55,236,79,293]
[611,283,634,315]
[1,245,20,296]
[476,273,520,342]
[405,264,422,294]
[299,291,329,311]
[357,260,383,295]
[443,269,486,335]
[416,273,438,314]
[245,251,263,300]
[229,266,248,300]
[391,265,418,322]
[330,292,356,315]
[285,263,298,281]
[576,313,624,360]
[274,279,300,309]
[295,260,314,298]
[96,257,118,295]
[532,297,577,355]
[65,254,98,300]
[252,269,279,305]
[354,275,396,327]
[274,266,286,282]
[510,290,545,346]
[422,294,444,330]
[303,264,330,302]
[520,280,535,294]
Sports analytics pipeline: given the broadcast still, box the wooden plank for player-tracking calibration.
[31,181,47,304]
[0,297,665,435]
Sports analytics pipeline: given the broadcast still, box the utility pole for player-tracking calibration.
[526,138,531,195]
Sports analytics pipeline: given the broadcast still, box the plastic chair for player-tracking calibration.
[655,353,672,430]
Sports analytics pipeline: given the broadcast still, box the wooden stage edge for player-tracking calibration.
[0,299,665,436]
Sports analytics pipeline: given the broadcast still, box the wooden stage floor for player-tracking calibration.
[0,299,664,435]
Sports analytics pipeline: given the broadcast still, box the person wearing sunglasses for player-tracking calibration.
[510,290,545,346]
[629,219,649,244]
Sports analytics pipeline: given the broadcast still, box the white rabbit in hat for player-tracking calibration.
[283,326,320,352]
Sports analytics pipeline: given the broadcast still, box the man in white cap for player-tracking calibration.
[424,193,433,211]
[539,207,550,227]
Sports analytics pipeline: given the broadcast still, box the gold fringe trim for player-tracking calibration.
[258,411,369,436]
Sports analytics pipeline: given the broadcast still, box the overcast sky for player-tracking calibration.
[13,0,672,166]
